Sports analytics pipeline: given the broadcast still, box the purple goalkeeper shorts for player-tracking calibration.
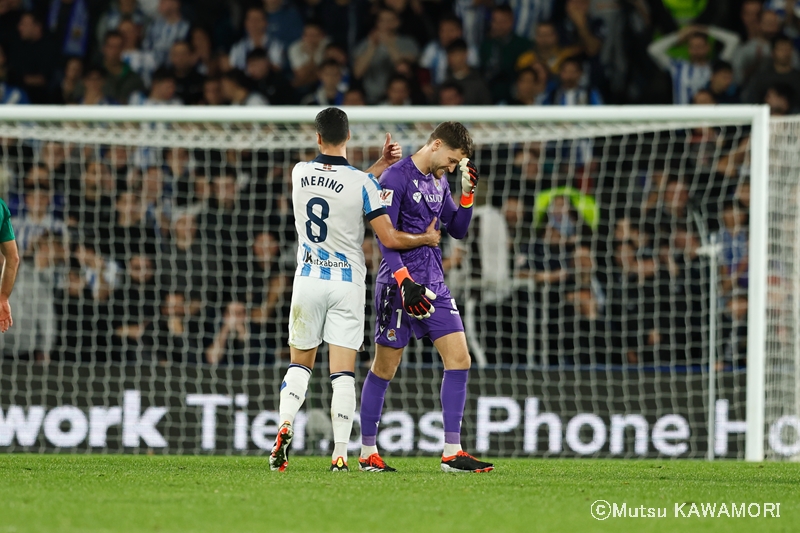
[374,281,464,347]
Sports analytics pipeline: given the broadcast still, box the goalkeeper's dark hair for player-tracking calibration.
[428,121,474,158]
[315,107,349,146]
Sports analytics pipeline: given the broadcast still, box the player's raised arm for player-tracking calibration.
[439,158,479,240]
[364,132,402,178]
[0,199,19,333]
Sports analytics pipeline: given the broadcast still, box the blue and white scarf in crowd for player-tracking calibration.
[48,0,90,57]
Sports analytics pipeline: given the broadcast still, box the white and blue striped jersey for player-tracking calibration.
[419,42,479,85]
[143,17,190,66]
[669,60,711,105]
[229,35,285,71]
[505,0,554,41]
[292,154,386,287]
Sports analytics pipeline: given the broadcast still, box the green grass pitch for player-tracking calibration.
[1,455,799,533]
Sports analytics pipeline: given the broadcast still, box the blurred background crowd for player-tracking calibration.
[0,0,767,369]
[0,0,799,111]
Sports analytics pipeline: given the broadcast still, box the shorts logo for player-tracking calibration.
[387,329,397,342]
[413,192,422,203]
[380,189,394,207]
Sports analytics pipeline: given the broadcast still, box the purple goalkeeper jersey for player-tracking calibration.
[376,156,473,284]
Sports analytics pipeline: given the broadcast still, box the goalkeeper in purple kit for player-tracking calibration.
[359,122,493,473]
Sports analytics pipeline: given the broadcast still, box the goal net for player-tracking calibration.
[0,106,782,460]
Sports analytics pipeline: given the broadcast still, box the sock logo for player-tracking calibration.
[289,392,301,400]
[337,413,349,420]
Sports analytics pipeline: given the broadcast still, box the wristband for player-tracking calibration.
[460,193,474,208]
[393,266,412,285]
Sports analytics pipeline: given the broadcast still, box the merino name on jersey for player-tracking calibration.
[291,154,386,287]
[299,174,345,193]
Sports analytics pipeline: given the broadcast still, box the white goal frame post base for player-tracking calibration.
[0,105,772,461]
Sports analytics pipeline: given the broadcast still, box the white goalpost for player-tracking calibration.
[0,105,785,461]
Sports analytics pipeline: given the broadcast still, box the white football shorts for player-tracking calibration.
[288,276,365,351]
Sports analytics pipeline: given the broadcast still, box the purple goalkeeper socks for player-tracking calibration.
[360,371,390,447]
[442,369,469,445]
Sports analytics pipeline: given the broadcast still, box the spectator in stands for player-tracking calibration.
[108,190,158,261]
[0,0,23,52]
[420,15,477,89]
[73,241,119,302]
[159,209,207,312]
[55,264,109,362]
[263,0,304,49]
[142,290,204,364]
[437,81,463,106]
[443,38,492,105]
[190,27,215,77]
[110,253,157,362]
[764,83,795,117]
[11,184,67,260]
[0,232,59,362]
[245,48,295,105]
[743,35,800,105]
[542,57,603,105]
[382,74,411,106]
[353,7,419,104]
[648,25,740,104]
[66,161,114,233]
[78,66,116,105]
[507,65,547,105]
[118,18,158,88]
[141,166,171,236]
[385,0,433,48]
[128,66,182,105]
[288,21,329,93]
[199,76,223,105]
[732,7,785,87]
[556,0,604,59]
[7,12,56,103]
[322,42,351,90]
[718,199,749,296]
[56,56,82,104]
[480,5,531,103]
[103,28,145,103]
[692,88,716,105]
[706,61,740,104]
[343,86,366,105]
[248,231,289,352]
[392,59,427,105]
[47,0,93,60]
[0,43,28,104]
[143,0,190,66]
[221,68,267,105]
[516,21,580,78]
[301,58,344,105]
[564,243,606,364]
[205,300,267,365]
[95,0,149,48]
[169,40,204,105]
[229,7,284,71]
[198,168,248,304]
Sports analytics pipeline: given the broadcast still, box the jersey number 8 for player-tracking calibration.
[305,197,330,243]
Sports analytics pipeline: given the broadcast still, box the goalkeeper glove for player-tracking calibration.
[393,267,436,319]
[458,158,479,208]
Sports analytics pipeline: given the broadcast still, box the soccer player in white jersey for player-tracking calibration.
[270,108,441,472]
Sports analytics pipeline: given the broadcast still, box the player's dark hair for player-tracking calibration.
[315,107,349,146]
[428,121,474,158]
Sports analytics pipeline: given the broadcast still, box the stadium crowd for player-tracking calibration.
[0,0,764,369]
[0,0,799,111]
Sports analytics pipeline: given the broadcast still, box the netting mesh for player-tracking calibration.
[765,118,800,460]
[0,115,760,458]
